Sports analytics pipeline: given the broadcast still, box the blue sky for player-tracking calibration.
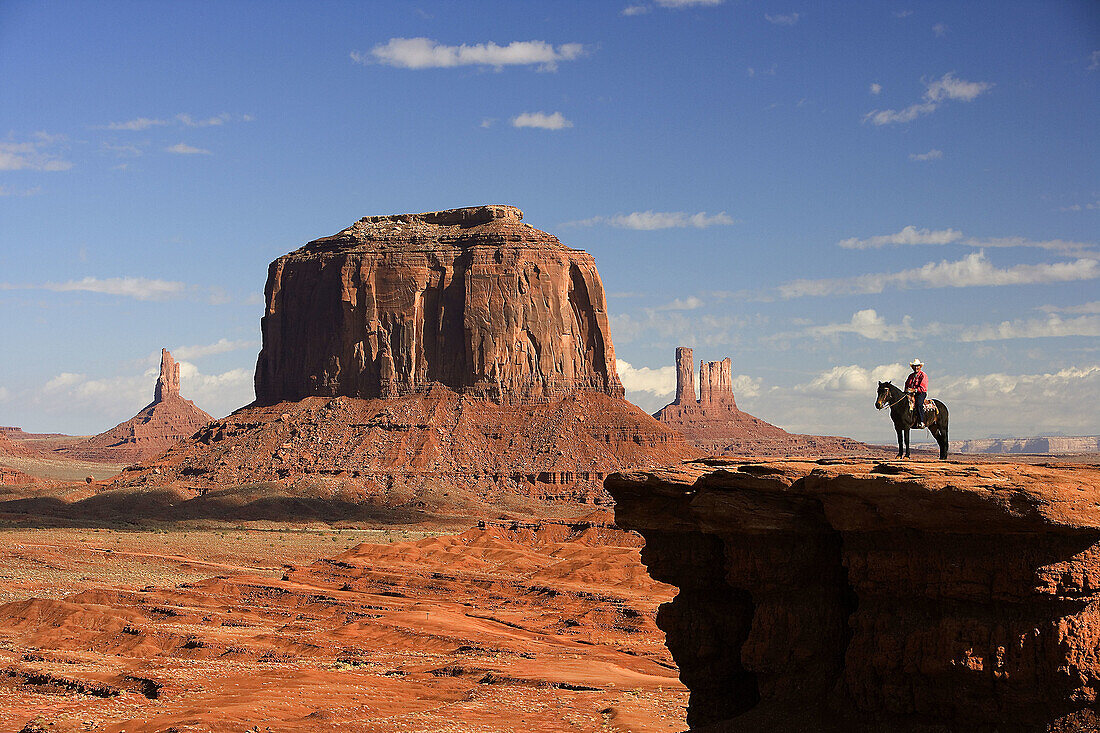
[1,0,1097,442]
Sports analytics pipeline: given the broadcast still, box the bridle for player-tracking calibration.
[876,386,909,410]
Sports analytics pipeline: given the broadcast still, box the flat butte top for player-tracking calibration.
[300,205,571,255]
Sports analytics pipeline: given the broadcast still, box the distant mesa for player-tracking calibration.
[108,206,699,517]
[61,348,214,464]
[654,346,874,456]
[956,436,1100,454]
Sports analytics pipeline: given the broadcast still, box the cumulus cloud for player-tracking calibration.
[870,83,882,95]
[562,210,734,230]
[171,338,260,361]
[909,149,943,161]
[803,309,915,342]
[765,12,799,25]
[657,296,705,311]
[177,113,230,127]
[838,226,962,249]
[2,276,187,301]
[165,142,211,155]
[958,314,1100,342]
[864,72,992,125]
[36,362,253,428]
[794,363,908,394]
[358,38,585,71]
[1058,200,1100,212]
[616,359,677,397]
[0,133,72,171]
[777,252,1100,298]
[511,111,573,130]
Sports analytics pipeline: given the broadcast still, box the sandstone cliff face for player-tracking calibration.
[64,349,214,463]
[255,205,623,404]
[608,459,1100,731]
[957,436,1100,454]
[654,348,873,456]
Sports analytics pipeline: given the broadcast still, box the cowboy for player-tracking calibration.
[905,359,928,428]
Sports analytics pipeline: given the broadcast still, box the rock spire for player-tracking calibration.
[154,348,180,402]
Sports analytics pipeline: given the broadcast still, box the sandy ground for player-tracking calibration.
[0,520,688,732]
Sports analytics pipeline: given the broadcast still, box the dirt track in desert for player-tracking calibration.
[0,518,687,732]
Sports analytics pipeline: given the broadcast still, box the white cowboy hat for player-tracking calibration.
[910,359,923,367]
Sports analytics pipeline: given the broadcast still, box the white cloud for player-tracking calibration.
[909,148,943,161]
[804,309,915,342]
[932,22,948,37]
[656,0,722,6]
[0,133,72,171]
[837,226,1095,256]
[765,12,799,25]
[838,225,962,249]
[1059,200,1100,212]
[1090,51,1100,71]
[622,5,649,15]
[172,338,259,361]
[0,386,8,403]
[35,363,253,427]
[1,276,187,301]
[165,142,212,155]
[795,363,908,394]
[359,38,585,71]
[870,83,882,95]
[657,296,704,311]
[611,310,758,348]
[479,117,496,128]
[958,314,1100,342]
[616,359,676,397]
[511,111,573,130]
[563,210,734,230]
[1040,301,1100,315]
[777,252,1100,298]
[177,113,230,127]
[865,72,992,125]
[105,117,168,131]
[894,10,913,18]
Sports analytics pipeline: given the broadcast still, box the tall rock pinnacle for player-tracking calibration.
[154,348,181,402]
[674,347,696,405]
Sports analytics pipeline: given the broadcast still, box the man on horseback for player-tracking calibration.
[905,359,928,428]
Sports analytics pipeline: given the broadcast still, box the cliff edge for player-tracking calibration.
[608,458,1100,732]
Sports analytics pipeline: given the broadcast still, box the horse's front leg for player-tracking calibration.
[904,428,911,458]
[896,427,904,458]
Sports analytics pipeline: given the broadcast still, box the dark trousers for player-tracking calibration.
[914,392,926,423]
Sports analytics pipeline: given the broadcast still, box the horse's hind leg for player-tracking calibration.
[937,427,949,460]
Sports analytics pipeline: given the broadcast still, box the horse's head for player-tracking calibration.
[875,381,893,410]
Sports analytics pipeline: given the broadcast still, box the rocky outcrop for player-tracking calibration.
[654,348,875,456]
[62,349,213,463]
[109,208,699,512]
[608,459,1100,731]
[957,436,1100,455]
[255,205,623,404]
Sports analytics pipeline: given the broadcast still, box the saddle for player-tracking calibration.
[906,394,938,419]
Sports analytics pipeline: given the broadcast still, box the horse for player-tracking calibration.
[875,381,949,459]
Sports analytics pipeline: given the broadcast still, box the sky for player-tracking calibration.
[1,0,1098,443]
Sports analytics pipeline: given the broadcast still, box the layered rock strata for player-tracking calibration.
[654,348,872,456]
[111,208,699,511]
[608,459,1100,732]
[255,205,623,404]
[957,436,1100,454]
[63,349,213,463]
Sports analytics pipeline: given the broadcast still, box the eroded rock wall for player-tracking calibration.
[255,205,623,404]
[608,459,1100,731]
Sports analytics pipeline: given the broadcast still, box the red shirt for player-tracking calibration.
[905,370,928,393]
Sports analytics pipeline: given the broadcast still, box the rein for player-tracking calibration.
[877,391,909,410]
